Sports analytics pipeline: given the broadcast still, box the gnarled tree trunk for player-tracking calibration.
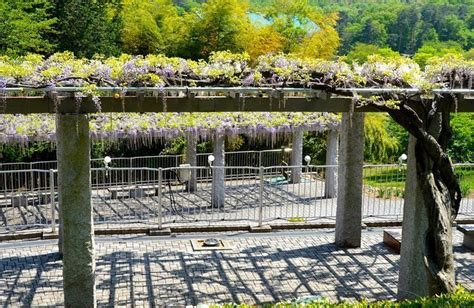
[377,95,461,295]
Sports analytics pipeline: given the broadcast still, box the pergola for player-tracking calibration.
[1,52,473,305]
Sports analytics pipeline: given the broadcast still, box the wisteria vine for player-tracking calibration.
[1,51,472,95]
[0,112,339,145]
[0,51,472,145]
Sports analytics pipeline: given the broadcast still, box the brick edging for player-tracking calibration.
[0,219,472,242]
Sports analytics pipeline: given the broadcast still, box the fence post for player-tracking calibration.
[30,163,34,190]
[258,166,264,227]
[49,169,56,233]
[128,158,133,185]
[158,168,163,229]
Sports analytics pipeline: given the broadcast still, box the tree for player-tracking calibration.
[364,113,400,163]
[355,19,388,46]
[322,2,473,56]
[465,48,474,60]
[241,26,284,61]
[389,6,423,54]
[179,0,251,59]
[413,41,463,67]
[121,0,186,55]
[263,0,340,59]
[344,43,400,64]
[376,94,460,295]
[53,0,122,58]
[292,12,340,59]
[358,56,465,295]
[449,113,474,163]
[0,0,57,56]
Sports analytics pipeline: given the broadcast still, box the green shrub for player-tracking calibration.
[209,286,473,307]
[460,183,471,198]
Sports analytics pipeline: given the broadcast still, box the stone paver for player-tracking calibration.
[0,230,472,306]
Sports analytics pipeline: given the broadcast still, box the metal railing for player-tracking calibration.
[0,163,472,232]
[0,169,57,231]
[0,149,286,189]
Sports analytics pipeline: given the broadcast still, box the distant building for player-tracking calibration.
[248,12,319,36]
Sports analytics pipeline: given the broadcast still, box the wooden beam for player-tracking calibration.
[1,96,473,114]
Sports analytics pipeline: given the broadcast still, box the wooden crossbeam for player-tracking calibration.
[2,95,473,114]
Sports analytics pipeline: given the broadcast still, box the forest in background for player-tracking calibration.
[2,0,473,59]
[0,0,473,163]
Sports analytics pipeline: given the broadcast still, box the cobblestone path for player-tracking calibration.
[0,229,472,306]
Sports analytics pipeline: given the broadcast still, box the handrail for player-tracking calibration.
[0,149,285,168]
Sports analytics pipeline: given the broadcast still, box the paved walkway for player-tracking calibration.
[0,229,472,306]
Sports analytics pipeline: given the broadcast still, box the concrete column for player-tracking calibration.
[325,130,339,198]
[212,134,225,208]
[185,133,197,192]
[397,135,429,299]
[335,113,365,248]
[56,114,96,307]
[58,192,64,257]
[290,129,304,183]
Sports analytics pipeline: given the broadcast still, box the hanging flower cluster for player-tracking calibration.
[0,112,339,145]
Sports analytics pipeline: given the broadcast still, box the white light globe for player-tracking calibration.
[208,155,215,163]
[304,155,311,163]
[104,156,112,164]
[399,154,408,161]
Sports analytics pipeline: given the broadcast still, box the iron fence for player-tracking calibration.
[0,149,286,188]
[0,163,472,232]
[0,169,57,231]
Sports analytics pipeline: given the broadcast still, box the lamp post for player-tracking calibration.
[399,153,407,164]
[304,155,311,176]
[104,156,112,177]
[208,154,215,173]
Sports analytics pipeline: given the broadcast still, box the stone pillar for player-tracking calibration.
[185,133,197,192]
[290,129,304,183]
[397,135,429,299]
[56,114,96,307]
[335,113,365,248]
[325,130,339,198]
[212,134,225,208]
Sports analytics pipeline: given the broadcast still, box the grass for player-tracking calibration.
[363,166,407,189]
[363,165,473,198]
[209,286,474,307]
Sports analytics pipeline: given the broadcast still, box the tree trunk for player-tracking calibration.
[413,113,456,294]
[381,98,461,296]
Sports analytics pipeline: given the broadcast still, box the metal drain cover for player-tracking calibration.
[203,238,219,247]
[191,239,233,251]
